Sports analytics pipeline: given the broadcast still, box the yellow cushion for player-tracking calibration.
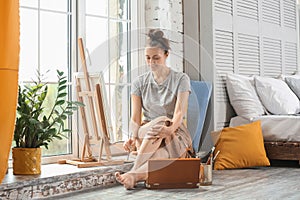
[214,121,270,170]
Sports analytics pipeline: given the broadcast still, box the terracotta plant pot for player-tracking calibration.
[12,148,41,175]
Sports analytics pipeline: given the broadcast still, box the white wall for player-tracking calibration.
[142,0,184,72]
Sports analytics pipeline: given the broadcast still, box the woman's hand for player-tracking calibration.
[123,138,136,152]
[147,123,174,139]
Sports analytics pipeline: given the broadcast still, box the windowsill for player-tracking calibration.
[0,156,134,199]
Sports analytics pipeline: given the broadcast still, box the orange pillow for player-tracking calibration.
[214,121,270,170]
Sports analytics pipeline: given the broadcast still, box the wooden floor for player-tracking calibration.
[60,163,300,200]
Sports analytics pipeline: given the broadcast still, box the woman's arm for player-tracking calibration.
[170,91,190,132]
[123,94,142,152]
[130,94,142,133]
[148,91,190,139]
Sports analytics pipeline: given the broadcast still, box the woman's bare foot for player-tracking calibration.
[115,172,136,190]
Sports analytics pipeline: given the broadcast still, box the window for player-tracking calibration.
[19,0,75,162]
[79,0,137,143]
[17,0,138,163]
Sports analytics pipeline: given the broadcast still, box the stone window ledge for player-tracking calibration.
[0,161,133,199]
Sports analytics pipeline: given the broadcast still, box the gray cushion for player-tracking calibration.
[285,77,300,99]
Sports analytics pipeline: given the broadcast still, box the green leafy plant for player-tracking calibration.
[14,70,84,149]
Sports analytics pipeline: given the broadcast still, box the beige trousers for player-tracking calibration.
[130,116,193,174]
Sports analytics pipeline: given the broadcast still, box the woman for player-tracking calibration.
[115,29,193,189]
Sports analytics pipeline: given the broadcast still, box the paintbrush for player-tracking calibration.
[126,131,132,161]
[206,146,215,165]
[213,150,220,161]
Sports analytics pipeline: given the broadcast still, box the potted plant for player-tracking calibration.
[12,70,83,175]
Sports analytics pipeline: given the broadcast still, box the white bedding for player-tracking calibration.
[230,115,300,142]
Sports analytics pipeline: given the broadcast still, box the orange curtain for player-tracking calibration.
[0,0,20,183]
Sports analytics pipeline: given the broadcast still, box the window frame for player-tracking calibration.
[10,0,79,165]
[9,0,142,167]
[76,0,140,143]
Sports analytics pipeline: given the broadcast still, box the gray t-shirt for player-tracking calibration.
[131,69,191,121]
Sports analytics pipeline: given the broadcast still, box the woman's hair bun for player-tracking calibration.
[148,29,164,40]
[146,29,170,52]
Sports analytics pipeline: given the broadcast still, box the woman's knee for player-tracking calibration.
[138,116,171,138]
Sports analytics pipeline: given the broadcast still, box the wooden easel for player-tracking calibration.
[59,38,124,168]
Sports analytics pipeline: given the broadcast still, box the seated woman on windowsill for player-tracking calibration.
[115,28,193,189]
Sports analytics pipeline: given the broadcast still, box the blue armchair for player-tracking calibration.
[187,81,212,153]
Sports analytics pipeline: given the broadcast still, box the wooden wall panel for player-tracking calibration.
[211,0,299,131]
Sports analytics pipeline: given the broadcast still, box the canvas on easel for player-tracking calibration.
[58,38,124,168]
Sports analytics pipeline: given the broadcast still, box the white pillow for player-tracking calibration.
[285,77,300,99]
[226,74,265,119]
[255,76,300,114]
[277,73,300,81]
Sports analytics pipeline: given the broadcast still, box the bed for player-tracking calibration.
[226,73,300,165]
[230,116,300,164]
